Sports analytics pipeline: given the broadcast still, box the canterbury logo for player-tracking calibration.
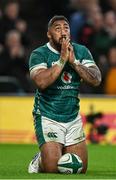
[47,132,58,138]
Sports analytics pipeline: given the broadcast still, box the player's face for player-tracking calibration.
[47,20,70,51]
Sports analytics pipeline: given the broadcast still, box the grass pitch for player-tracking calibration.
[0,144,116,179]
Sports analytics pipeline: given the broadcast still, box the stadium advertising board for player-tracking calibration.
[0,96,116,144]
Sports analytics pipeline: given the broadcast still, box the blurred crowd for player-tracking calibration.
[69,0,116,94]
[0,0,116,94]
[0,1,33,93]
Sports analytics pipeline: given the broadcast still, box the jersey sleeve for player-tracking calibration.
[29,51,47,74]
[81,47,96,67]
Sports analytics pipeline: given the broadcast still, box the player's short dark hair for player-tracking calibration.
[48,15,69,29]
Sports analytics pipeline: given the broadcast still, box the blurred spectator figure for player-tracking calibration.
[92,11,116,61]
[94,11,116,94]
[69,0,88,41]
[77,8,116,94]
[16,19,31,48]
[0,30,32,93]
[0,1,19,45]
[5,30,25,57]
[4,1,19,20]
[104,47,116,94]
[0,1,31,54]
[16,19,27,33]
[78,4,104,54]
[69,0,99,42]
[104,11,116,39]
[78,4,104,94]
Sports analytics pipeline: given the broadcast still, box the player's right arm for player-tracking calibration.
[30,62,63,90]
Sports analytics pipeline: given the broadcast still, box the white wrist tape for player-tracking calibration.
[73,59,80,66]
[55,58,66,68]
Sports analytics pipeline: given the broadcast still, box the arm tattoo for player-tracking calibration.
[74,64,102,86]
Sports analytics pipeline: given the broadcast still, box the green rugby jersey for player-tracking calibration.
[29,42,95,122]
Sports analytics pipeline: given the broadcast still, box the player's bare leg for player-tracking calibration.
[40,142,63,173]
[63,140,88,173]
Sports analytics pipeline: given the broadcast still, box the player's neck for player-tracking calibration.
[49,41,61,53]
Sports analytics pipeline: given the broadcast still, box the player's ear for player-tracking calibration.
[47,31,51,39]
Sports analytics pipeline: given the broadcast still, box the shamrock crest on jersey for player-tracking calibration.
[61,71,72,84]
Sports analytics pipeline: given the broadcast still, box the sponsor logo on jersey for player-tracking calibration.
[61,71,72,84]
[57,85,75,89]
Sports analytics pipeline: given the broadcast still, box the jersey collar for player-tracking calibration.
[47,42,59,54]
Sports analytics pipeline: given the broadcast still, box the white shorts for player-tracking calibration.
[40,114,85,146]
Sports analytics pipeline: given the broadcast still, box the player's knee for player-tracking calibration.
[81,168,87,174]
[81,163,88,174]
[43,163,58,173]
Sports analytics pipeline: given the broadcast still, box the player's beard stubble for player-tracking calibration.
[51,35,67,52]
[51,37,62,52]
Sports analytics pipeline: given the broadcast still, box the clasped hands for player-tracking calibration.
[60,37,75,65]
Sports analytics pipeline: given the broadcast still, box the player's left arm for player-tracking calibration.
[72,63,101,86]
[68,45,102,86]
